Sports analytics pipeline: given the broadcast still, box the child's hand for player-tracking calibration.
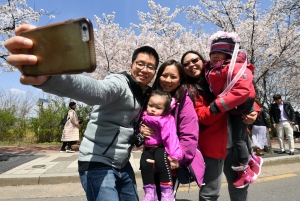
[167,156,179,169]
[140,124,155,138]
[170,160,179,169]
[146,159,157,173]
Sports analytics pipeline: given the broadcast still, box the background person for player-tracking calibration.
[269,94,296,155]
[60,101,80,153]
[249,99,271,156]
[293,111,300,138]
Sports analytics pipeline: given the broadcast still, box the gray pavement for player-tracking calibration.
[1,141,300,187]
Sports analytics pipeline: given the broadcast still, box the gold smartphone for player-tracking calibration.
[20,18,96,76]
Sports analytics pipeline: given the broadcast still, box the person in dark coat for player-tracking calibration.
[269,94,296,155]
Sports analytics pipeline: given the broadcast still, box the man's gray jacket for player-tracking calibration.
[37,72,150,169]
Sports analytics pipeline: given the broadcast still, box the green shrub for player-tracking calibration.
[0,108,17,141]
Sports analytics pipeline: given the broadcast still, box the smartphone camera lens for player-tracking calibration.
[81,22,90,42]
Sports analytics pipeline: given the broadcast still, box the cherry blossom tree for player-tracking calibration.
[89,13,137,79]
[83,0,300,110]
[132,0,209,64]
[90,0,210,80]
[0,0,55,73]
[185,0,300,109]
[1,0,299,109]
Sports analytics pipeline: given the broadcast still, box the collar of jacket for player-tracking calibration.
[203,59,227,70]
[186,74,215,103]
[119,71,152,106]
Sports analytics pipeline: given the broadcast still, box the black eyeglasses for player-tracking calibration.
[135,61,156,72]
[183,58,200,67]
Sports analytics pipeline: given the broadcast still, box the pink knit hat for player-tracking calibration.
[209,31,241,57]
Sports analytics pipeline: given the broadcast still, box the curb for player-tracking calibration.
[0,174,80,186]
[0,172,140,187]
[262,155,300,166]
[1,155,300,187]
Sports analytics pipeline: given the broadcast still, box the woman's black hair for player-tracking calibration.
[149,89,172,115]
[152,59,187,100]
[69,102,76,108]
[180,50,215,103]
[180,50,206,65]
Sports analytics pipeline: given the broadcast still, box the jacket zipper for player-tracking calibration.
[102,130,120,155]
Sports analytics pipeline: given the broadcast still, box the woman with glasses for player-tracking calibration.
[181,50,259,201]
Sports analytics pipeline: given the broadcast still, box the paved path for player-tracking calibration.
[0,141,300,186]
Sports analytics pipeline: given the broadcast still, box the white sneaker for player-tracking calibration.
[66,149,75,153]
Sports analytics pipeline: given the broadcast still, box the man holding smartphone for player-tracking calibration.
[5,24,159,201]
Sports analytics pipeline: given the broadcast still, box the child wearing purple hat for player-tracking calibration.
[203,31,262,188]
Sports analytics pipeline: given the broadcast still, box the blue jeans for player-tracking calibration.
[79,162,138,201]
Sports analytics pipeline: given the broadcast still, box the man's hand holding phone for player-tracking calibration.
[4,18,96,85]
[5,24,51,86]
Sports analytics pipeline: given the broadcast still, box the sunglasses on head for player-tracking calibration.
[183,58,200,67]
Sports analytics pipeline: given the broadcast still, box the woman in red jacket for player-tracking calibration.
[181,50,260,201]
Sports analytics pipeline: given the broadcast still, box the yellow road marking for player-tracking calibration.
[255,173,297,182]
[177,174,297,191]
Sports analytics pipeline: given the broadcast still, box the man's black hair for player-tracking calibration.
[273,94,282,101]
[132,46,159,69]
[69,101,76,108]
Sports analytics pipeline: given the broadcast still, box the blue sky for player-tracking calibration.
[0,0,199,97]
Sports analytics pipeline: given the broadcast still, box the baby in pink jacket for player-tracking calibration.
[140,89,182,201]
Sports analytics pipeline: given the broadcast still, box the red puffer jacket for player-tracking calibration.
[194,93,228,159]
[204,51,256,114]
[194,92,261,160]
